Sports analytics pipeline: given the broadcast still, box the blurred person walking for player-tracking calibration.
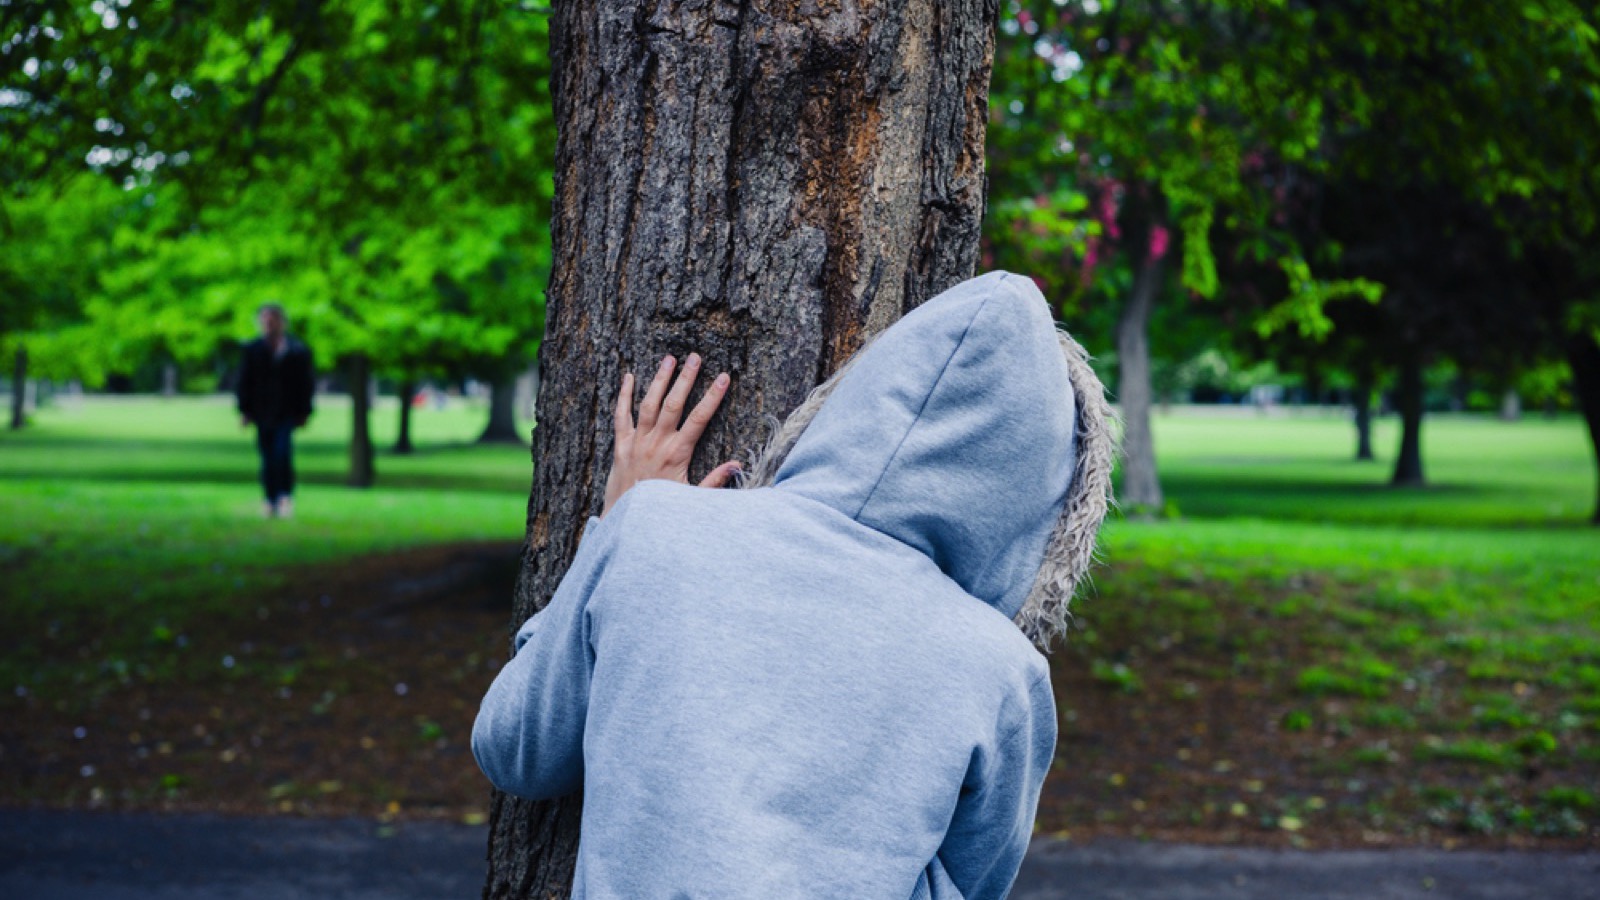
[236,303,314,518]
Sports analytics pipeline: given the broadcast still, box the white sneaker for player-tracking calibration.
[277,496,294,519]
[262,501,277,519]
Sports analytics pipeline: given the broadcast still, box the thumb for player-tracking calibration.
[697,460,742,489]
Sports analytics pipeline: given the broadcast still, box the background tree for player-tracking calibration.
[3,0,555,482]
[0,175,121,427]
[986,0,1346,512]
[483,1,1000,894]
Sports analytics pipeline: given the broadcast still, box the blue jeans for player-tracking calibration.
[255,422,295,503]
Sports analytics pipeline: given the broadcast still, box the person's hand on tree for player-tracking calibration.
[603,353,740,517]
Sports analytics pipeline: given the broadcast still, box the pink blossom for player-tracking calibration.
[1148,225,1170,261]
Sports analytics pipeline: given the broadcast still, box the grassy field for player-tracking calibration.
[1055,410,1600,846]
[0,395,533,690]
[2,396,1596,844]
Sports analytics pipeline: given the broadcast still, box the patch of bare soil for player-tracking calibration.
[1,542,522,824]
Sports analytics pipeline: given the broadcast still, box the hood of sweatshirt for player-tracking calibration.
[771,271,1078,619]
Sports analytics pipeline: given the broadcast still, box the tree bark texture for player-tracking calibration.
[1566,331,1600,524]
[10,346,25,430]
[347,353,375,487]
[396,380,418,455]
[1391,344,1425,486]
[482,1,999,896]
[1116,252,1165,511]
[1353,366,1375,461]
[479,374,523,444]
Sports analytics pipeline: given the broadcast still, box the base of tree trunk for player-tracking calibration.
[10,346,27,430]
[478,376,522,444]
[347,354,376,487]
[1116,248,1166,511]
[395,381,417,455]
[1390,347,1425,486]
[1566,332,1600,525]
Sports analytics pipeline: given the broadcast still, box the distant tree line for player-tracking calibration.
[3,0,1598,519]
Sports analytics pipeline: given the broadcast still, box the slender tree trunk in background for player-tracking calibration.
[161,362,178,397]
[395,380,417,455]
[1391,344,1425,486]
[483,1,997,895]
[347,353,375,487]
[1498,388,1521,421]
[10,346,26,430]
[1116,252,1166,512]
[515,354,541,423]
[1353,365,1375,461]
[1566,331,1600,524]
[478,374,522,444]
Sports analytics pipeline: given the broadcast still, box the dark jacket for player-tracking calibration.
[237,337,315,426]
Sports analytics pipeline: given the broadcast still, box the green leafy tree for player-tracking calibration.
[4,0,555,482]
[986,0,1346,512]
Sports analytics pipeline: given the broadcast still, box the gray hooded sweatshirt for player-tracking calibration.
[473,271,1077,899]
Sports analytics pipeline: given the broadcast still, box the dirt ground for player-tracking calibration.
[2,542,520,825]
[2,543,1594,851]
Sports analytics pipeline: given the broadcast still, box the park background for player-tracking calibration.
[3,0,1599,859]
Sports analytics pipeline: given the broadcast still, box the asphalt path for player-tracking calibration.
[2,808,1596,899]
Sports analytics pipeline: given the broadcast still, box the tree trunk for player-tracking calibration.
[10,345,25,430]
[1567,331,1600,524]
[516,353,541,424]
[1391,344,1425,486]
[482,1,997,896]
[161,362,178,397]
[395,380,417,455]
[347,353,375,487]
[1116,252,1166,512]
[1353,365,1375,461]
[1498,388,1521,421]
[478,374,522,444]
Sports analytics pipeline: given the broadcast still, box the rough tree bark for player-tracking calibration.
[347,353,375,487]
[1391,343,1425,486]
[478,374,522,444]
[395,380,417,455]
[10,346,25,430]
[1116,251,1166,512]
[1567,331,1600,524]
[482,1,999,896]
[1353,365,1375,461]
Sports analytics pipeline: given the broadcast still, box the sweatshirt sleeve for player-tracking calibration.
[471,510,623,800]
[937,671,1057,900]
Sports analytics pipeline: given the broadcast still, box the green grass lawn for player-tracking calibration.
[3,396,1597,843]
[0,395,534,690]
[1045,408,1600,845]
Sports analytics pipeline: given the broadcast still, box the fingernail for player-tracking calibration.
[715,373,729,388]
[661,355,674,370]
[687,353,701,368]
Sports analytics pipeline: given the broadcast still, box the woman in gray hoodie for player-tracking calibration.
[473,270,1115,899]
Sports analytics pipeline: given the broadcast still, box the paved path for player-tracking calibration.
[2,808,1597,899]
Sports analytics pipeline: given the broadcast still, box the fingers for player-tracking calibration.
[659,353,701,429]
[612,372,635,440]
[635,355,675,431]
[680,371,730,443]
[697,460,742,489]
